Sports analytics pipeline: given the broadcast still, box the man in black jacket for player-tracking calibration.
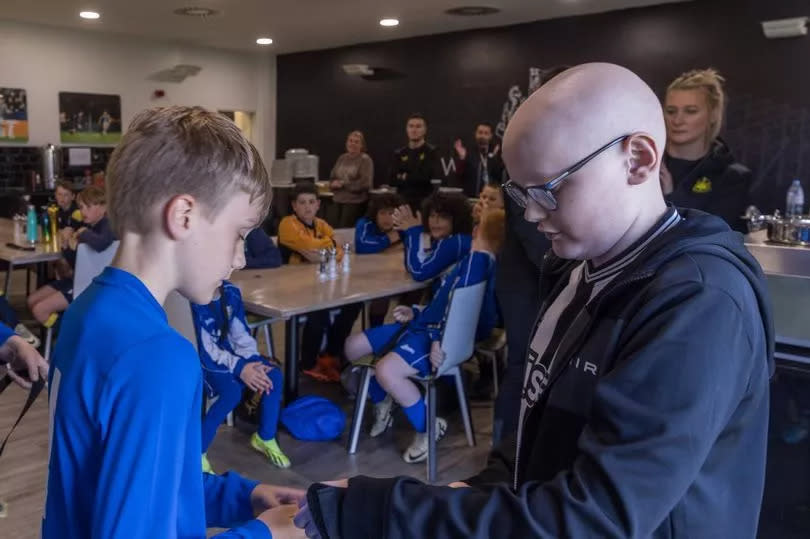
[387,113,442,209]
[294,63,774,539]
[453,122,505,197]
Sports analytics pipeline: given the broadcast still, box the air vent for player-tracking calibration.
[445,6,500,16]
[173,7,220,18]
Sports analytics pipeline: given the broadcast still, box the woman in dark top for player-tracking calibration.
[661,68,751,233]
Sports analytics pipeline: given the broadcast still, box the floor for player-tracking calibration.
[2,268,810,537]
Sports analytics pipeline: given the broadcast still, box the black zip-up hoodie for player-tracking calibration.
[304,209,774,539]
[665,138,752,234]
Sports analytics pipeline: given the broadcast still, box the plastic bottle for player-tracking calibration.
[26,205,38,244]
[786,179,805,217]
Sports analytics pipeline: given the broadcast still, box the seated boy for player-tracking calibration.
[278,183,361,382]
[355,192,405,326]
[28,186,115,327]
[44,106,304,538]
[244,227,282,269]
[472,183,504,223]
[192,281,289,472]
[53,180,82,232]
[343,208,505,463]
[354,192,404,254]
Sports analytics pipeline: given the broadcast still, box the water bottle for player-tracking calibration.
[786,179,805,217]
[317,248,328,282]
[41,208,51,243]
[342,242,351,274]
[26,204,38,244]
[327,247,338,280]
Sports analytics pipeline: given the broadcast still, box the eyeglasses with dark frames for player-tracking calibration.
[502,134,631,211]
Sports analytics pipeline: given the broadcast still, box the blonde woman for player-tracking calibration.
[662,68,751,232]
[327,130,374,228]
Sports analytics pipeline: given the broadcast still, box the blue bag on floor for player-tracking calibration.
[280,396,346,441]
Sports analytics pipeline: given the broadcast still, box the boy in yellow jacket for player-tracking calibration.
[278,183,360,381]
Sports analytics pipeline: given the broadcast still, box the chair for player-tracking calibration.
[347,281,487,482]
[474,328,507,398]
[43,241,119,360]
[164,290,233,427]
[247,315,277,357]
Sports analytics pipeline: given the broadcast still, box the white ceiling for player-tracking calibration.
[2,0,689,54]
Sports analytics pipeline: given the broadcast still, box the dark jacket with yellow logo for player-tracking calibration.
[387,143,442,208]
[664,138,751,233]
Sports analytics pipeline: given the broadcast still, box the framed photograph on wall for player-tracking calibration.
[0,87,29,143]
[58,91,122,145]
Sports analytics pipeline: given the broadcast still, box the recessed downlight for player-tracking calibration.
[256,37,273,45]
[379,18,400,27]
[79,11,100,20]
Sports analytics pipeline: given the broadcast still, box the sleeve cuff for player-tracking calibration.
[234,358,248,377]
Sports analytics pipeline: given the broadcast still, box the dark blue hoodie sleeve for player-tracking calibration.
[354,217,391,254]
[307,280,768,538]
[78,217,115,252]
[244,229,282,269]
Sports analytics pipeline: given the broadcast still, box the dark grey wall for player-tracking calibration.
[278,0,810,212]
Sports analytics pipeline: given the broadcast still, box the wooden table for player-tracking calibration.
[231,249,428,401]
[0,219,62,294]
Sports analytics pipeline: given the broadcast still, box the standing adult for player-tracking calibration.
[327,130,374,228]
[661,68,752,232]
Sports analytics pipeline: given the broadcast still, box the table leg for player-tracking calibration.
[3,262,13,295]
[284,316,299,403]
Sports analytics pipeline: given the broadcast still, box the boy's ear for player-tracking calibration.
[164,194,197,240]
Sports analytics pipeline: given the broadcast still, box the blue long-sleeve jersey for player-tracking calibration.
[401,225,471,282]
[244,228,282,269]
[191,281,262,381]
[354,217,399,254]
[44,267,270,538]
[408,250,497,342]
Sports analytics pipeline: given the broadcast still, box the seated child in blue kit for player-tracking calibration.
[192,281,290,472]
[354,192,404,254]
[343,208,505,463]
[393,191,473,283]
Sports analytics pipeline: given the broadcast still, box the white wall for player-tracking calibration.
[0,21,276,160]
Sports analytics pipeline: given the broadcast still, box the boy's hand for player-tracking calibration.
[0,335,48,389]
[430,340,445,370]
[386,230,400,244]
[329,180,344,190]
[60,227,74,244]
[256,505,303,538]
[239,362,272,394]
[392,305,414,323]
[251,484,307,512]
[448,481,470,488]
[392,205,421,231]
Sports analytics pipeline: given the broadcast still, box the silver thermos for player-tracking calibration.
[41,144,62,190]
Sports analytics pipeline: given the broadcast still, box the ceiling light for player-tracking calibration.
[445,6,500,16]
[79,11,100,20]
[256,37,273,45]
[379,18,399,27]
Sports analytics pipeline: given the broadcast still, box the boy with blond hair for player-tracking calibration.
[43,107,304,538]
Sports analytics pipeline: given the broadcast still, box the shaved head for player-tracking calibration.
[503,63,668,264]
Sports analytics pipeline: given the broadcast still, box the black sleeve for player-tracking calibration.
[388,151,404,188]
[78,219,115,252]
[717,166,753,233]
[307,282,761,539]
[463,434,517,487]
